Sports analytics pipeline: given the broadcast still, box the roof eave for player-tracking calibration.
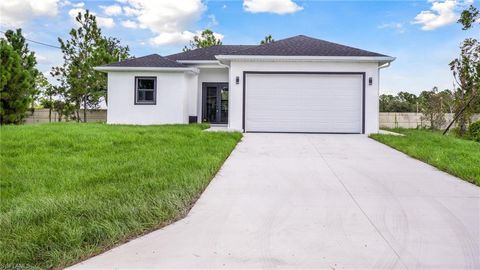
[176,60,228,69]
[94,66,199,73]
[176,60,220,64]
[215,55,396,63]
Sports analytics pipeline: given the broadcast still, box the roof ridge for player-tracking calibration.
[221,35,388,57]
[297,35,384,55]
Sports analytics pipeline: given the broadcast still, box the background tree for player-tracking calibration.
[397,91,419,112]
[37,74,56,122]
[0,40,31,124]
[260,35,275,44]
[183,29,222,51]
[379,92,419,112]
[458,5,479,30]
[100,37,130,105]
[4,29,39,112]
[419,87,446,130]
[52,10,129,122]
[438,89,455,113]
[444,5,479,135]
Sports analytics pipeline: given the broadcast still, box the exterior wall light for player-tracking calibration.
[368,77,373,85]
[236,76,240,84]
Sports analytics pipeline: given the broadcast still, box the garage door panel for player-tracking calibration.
[245,73,363,133]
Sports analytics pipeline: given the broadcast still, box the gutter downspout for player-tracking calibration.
[378,61,391,69]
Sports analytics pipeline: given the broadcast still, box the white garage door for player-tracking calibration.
[245,73,363,133]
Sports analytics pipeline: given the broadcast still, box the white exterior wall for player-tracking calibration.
[196,68,229,122]
[107,71,189,125]
[227,61,380,134]
[186,72,198,118]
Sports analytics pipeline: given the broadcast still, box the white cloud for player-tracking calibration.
[150,30,223,46]
[122,6,140,16]
[100,4,122,16]
[149,31,196,46]
[97,17,115,28]
[36,54,50,65]
[68,7,84,18]
[120,0,205,33]
[207,14,218,27]
[68,8,115,29]
[115,0,222,46]
[378,22,406,33]
[413,0,460,30]
[0,0,59,27]
[121,20,138,29]
[60,1,83,7]
[243,0,303,14]
[72,2,84,8]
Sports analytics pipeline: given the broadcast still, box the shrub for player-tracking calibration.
[468,121,480,142]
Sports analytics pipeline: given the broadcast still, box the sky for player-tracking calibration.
[1,0,479,95]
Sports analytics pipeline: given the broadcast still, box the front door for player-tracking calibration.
[202,83,228,124]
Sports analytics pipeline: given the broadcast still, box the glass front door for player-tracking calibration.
[202,83,228,124]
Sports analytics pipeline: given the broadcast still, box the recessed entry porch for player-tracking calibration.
[202,82,229,125]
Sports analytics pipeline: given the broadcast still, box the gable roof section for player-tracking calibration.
[222,35,388,57]
[166,45,257,61]
[103,54,187,68]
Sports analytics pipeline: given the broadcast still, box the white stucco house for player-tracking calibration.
[95,35,394,134]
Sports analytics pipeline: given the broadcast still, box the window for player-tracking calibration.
[135,77,156,105]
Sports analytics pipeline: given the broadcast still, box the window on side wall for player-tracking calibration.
[135,77,156,105]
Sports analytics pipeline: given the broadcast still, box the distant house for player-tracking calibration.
[95,35,394,134]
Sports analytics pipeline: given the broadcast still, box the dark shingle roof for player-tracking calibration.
[224,35,388,57]
[104,54,187,68]
[102,35,390,68]
[166,45,257,61]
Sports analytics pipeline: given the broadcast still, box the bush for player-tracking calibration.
[468,121,480,142]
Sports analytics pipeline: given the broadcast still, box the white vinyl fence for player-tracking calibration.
[24,110,480,128]
[379,113,480,129]
[25,109,107,124]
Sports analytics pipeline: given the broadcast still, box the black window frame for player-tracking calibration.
[134,76,157,105]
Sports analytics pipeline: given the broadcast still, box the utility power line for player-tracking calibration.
[0,30,61,49]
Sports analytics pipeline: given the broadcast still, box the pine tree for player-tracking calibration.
[4,29,39,111]
[0,40,32,124]
[52,10,129,122]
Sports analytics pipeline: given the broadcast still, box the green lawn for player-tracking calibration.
[370,128,480,186]
[0,123,242,269]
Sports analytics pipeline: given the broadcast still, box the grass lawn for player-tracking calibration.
[370,128,480,186]
[0,123,241,269]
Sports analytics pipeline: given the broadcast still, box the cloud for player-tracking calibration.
[60,1,83,7]
[97,17,115,28]
[0,0,59,27]
[121,20,138,29]
[71,2,84,8]
[207,14,218,27]
[149,31,196,46]
[149,30,223,46]
[243,0,303,14]
[378,22,406,33]
[123,6,141,16]
[119,0,205,33]
[100,4,122,16]
[413,0,461,30]
[68,8,115,28]
[115,0,222,46]
[36,54,50,65]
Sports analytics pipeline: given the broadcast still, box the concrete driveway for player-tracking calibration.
[70,134,480,270]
